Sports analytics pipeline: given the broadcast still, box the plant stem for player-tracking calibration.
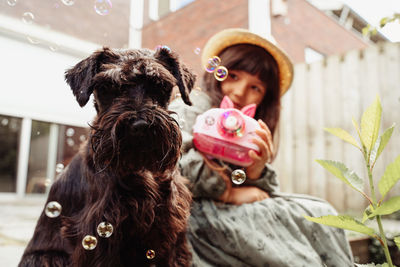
[377,215,393,267]
[366,158,377,206]
[365,151,393,266]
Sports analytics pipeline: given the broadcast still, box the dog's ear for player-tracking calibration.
[154,47,195,106]
[65,47,110,107]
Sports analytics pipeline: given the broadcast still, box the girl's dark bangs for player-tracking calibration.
[223,48,274,84]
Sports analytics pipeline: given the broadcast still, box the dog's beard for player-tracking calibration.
[88,99,182,174]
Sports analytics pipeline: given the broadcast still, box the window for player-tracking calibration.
[0,115,22,193]
[25,120,88,194]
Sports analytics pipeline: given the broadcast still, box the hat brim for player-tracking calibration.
[201,28,294,96]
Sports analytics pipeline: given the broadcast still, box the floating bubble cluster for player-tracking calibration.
[214,66,228,81]
[205,56,221,73]
[97,222,114,238]
[94,0,112,16]
[231,169,246,185]
[45,201,62,218]
[82,235,97,250]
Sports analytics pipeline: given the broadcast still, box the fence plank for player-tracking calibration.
[341,48,368,213]
[322,55,346,211]
[282,43,399,213]
[292,63,310,194]
[379,42,400,200]
[274,89,294,193]
[307,61,326,199]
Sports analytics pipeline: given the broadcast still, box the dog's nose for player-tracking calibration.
[132,120,148,129]
[131,120,149,135]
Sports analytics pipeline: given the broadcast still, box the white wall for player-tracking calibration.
[0,35,97,127]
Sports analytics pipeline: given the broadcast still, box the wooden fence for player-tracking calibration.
[272,42,400,213]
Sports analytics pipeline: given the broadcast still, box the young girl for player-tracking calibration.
[169,28,353,267]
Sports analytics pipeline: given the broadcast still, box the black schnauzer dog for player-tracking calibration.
[19,46,195,266]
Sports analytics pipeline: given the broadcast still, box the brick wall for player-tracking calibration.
[142,0,248,78]
[142,0,369,78]
[272,0,368,63]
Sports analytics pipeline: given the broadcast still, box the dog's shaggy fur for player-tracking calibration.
[19,47,195,267]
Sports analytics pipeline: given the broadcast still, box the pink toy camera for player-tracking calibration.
[193,96,261,167]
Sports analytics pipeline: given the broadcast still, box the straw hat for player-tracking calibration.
[201,28,294,96]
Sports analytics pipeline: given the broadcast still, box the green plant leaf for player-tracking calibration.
[367,196,400,219]
[304,215,376,237]
[316,160,364,194]
[361,96,382,153]
[362,25,371,36]
[324,127,360,148]
[362,205,374,223]
[371,124,395,164]
[378,155,400,199]
[395,236,400,251]
[380,17,389,27]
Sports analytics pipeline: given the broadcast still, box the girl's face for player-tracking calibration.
[220,70,266,110]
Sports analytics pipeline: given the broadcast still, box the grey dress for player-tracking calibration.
[169,90,353,267]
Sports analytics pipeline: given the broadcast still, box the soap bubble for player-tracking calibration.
[205,56,221,73]
[214,66,228,81]
[146,249,156,259]
[82,235,97,250]
[155,45,171,52]
[97,222,113,238]
[67,138,75,147]
[22,12,34,24]
[61,0,75,6]
[205,116,215,126]
[49,43,60,52]
[66,128,75,137]
[231,169,246,185]
[45,201,62,218]
[178,118,185,129]
[56,163,64,173]
[44,178,52,187]
[1,119,9,126]
[26,36,40,44]
[94,0,112,16]
[7,0,17,7]
[194,47,201,55]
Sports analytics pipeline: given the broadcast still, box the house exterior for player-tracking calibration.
[0,0,380,199]
[142,0,375,76]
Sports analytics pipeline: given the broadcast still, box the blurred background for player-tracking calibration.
[0,0,399,265]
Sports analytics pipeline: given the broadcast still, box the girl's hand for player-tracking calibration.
[219,186,270,205]
[246,120,274,179]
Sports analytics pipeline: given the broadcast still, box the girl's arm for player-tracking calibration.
[169,92,279,202]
